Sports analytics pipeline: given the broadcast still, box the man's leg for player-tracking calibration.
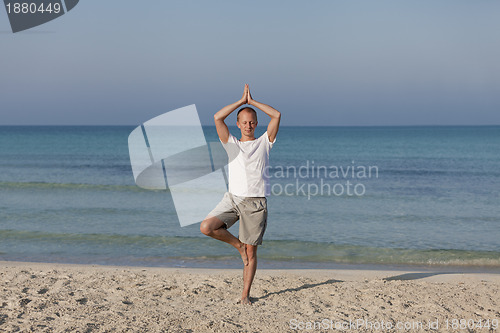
[240,244,258,304]
[200,216,248,265]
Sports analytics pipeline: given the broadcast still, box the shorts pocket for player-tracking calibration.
[252,199,266,211]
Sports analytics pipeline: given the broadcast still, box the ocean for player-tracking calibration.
[1,125,499,270]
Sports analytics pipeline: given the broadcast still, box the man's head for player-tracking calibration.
[237,107,258,140]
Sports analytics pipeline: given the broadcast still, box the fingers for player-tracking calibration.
[242,84,248,103]
[242,84,250,104]
[241,84,254,104]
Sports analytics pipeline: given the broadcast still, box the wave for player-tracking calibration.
[381,169,500,178]
[266,166,500,178]
[1,230,499,268]
[260,239,500,267]
[0,181,152,192]
[0,181,225,195]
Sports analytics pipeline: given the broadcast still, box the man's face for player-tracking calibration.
[237,110,258,138]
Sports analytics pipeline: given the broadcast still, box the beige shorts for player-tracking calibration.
[207,192,267,246]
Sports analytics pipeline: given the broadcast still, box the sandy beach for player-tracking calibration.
[1,261,499,332]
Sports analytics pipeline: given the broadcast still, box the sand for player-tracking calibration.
[1,261,499,332]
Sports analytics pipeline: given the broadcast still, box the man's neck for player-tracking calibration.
[239,135,256,142]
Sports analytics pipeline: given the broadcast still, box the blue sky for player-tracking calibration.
[1,0,499,126]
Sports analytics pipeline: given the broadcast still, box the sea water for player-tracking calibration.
[0,125,499,269]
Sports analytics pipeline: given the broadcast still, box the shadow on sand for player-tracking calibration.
[252,271,468,303]
[256,278,343,302]
[383,272,460,281]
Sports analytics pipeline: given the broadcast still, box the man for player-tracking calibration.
[200,84,281,305]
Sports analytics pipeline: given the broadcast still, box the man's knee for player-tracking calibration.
[200,217,225,235]
[200,219,212,235]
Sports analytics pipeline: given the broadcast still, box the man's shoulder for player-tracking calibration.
[222,132,237,144]
[257,131,270,142]
[259,131,276,146]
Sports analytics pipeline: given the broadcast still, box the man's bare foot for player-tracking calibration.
[238,243,248,266]
[237,296,252,305]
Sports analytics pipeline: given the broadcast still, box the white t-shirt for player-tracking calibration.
[222,131,275,197]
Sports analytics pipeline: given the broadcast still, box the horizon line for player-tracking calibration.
[1,124,499,127]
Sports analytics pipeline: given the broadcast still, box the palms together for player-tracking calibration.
[241,84,254,105]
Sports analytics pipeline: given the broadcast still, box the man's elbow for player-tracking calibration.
[274,111,281,119]
[214,114,222,122]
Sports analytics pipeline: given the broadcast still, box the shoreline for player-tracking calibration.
[2,257,500,274]
[1,260,499,332]
[2,260,500,281]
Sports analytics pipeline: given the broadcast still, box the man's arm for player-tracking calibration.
[247,88,281,142]
[214,84,248,143]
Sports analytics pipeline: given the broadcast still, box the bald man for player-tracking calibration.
[200,84,281,305]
